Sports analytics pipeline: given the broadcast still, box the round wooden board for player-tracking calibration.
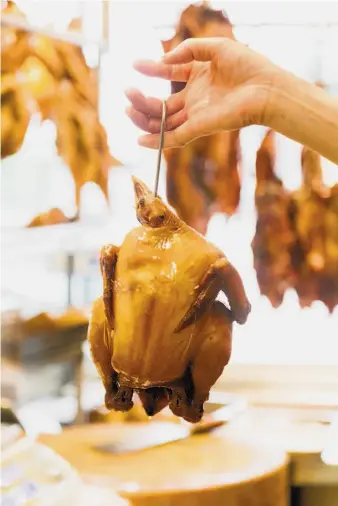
[40,422,289,506]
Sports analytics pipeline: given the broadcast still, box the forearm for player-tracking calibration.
[266,71,338,164]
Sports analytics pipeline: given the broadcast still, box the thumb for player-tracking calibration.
[163,37,226,64]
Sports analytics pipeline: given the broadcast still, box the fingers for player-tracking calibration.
[163,37,227,64]
[137,109,219,149]
[138,124,192,150]
[126,106,187,134]
[125,88,184,118]
[133,60,192,82]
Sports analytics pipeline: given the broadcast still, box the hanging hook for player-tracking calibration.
[154,100,167,197]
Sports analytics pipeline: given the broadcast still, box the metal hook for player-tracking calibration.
[154,100,167,197]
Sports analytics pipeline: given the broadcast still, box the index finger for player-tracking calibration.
[133,60,192,82]
[124,89,184,118]
[163,38,228,64]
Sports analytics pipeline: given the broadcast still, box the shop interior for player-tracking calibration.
[1,1,338,505]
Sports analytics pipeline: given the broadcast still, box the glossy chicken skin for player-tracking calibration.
[88,177,251,423]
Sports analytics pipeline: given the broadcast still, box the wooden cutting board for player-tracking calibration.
[40,422,289,506]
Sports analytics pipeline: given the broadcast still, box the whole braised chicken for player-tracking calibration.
[162,3,241,235]
[251,130,296,307]
[88,177,251,423]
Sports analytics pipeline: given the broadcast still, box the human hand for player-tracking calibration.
[125,37,279,149]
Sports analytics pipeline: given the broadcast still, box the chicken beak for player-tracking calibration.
[131,176,153,200]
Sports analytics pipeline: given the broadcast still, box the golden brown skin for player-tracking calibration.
[162,4,241,235]
[88,176,251,423]
[251,130,296,307]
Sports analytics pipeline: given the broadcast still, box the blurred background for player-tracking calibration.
[1,1,338,506]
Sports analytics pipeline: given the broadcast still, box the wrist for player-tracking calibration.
[244,68,283,129]
[261,69,338,164]
[260,67,291,128]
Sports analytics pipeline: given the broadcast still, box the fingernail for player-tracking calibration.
[132,60,143,69]
[138,136,155,149]
[133,59,151,68]
[162,49,178,61]
[125,88,138,99]
[138,136,148,146]
[162,53,172,61]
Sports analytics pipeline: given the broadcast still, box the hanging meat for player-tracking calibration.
[1,72,31,158]
[88,176,251,423]
[251,130,296,307]
[1,2,31,158]
[1,1,29,73]
[291,146,338,311]
[162,3,241,235]
[325,183,338,277]
[26,207,77,227]
[322,183,338,312]
[1,2,120,225]
[252,131,338,313]
[50,80,113,209]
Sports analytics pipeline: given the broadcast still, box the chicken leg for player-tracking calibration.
[89,246,134,412]
[175,256,251,332]
[170,300,232,422]
[100,244,119,330]
[87,296,118,409]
